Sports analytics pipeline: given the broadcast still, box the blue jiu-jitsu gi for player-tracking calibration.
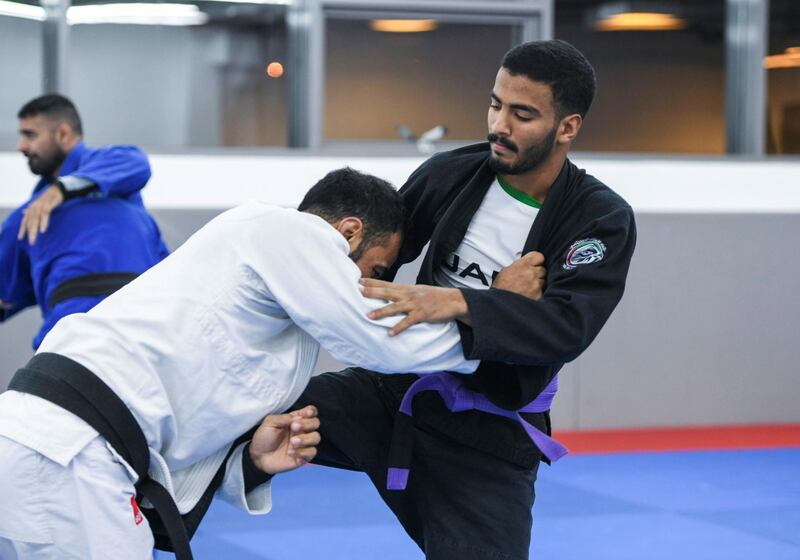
[0,142,169,348]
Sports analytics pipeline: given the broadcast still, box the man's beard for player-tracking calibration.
[26,146,66,177]
[348,241,368,266]
[487,125,558,175]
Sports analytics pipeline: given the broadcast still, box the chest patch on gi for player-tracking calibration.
[563,239,606,270]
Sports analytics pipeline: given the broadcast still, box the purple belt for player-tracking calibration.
[386,373,568,490]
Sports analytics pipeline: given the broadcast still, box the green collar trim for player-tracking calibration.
[496,175,542,209]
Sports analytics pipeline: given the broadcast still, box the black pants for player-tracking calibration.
[293,368,540,560]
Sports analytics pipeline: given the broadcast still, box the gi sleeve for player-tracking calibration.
[165,437,271,517]
[458,205,637,366]
[383,158,439,281]
[216,442,272,514]
[0,210,36,321]
[60,146,151,200]
[247,213,478,375]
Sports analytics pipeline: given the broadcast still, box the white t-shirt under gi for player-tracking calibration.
[434,177,540,290]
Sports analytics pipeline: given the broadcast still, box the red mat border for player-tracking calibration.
[553,424,800,454]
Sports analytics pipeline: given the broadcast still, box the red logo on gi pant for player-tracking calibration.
[131,496,144,525]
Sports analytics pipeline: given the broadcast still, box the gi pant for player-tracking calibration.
[293,368,541,560]
[0,435,154,560]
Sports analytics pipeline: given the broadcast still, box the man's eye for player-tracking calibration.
[516,113,533,122]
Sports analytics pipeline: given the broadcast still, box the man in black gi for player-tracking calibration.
[294,39,637,559]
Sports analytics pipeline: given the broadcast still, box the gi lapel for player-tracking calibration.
[56,142,86,178]
[420,158,495,282]
[521,159,573,254]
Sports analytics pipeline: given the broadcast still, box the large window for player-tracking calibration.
[555,0,726,154]
[766,0,800,155]
[0,1,288,150]
[70,3,288,149]
[1,0,795,156]
[325,19,514,144]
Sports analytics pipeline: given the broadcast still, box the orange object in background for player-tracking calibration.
[266,62,284,79]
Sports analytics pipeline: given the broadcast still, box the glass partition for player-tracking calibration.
[2,0,796,156]
[555,0,726,154]
[324,19,514,144]
[69,3,288,149]
[766,0,800,155]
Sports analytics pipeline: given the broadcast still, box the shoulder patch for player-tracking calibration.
[563,239,606,270]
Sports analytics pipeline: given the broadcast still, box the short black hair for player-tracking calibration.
[501,39,596,119]
[18,94,83,135]
[298,167,405,246]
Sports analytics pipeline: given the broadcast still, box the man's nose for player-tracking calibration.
[489,111,511,137]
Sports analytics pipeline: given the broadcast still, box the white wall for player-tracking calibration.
[3,151,800,212]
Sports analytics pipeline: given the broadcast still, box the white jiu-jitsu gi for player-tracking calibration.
[0,202,477,559]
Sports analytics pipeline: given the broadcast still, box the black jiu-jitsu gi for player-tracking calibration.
[385,142,637,466]
[298,142,636,559]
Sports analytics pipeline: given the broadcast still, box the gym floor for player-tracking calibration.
[156,425,800,560]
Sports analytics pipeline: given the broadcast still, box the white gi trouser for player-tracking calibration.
[0,435,154,560]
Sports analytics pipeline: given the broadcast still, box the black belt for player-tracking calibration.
[47,273,139,310]
[9,353,196,558]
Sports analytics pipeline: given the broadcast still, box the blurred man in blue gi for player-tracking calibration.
[0,94,169,349]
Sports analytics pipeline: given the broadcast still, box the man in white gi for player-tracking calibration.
[0,167,477,560]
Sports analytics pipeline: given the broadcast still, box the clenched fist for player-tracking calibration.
[492,251,547,300]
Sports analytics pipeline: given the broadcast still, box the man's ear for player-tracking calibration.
[335,217,364,241]
[54,121,73,149]
[557,113,583,145]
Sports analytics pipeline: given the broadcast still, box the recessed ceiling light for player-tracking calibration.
[369,19,438,33]
[595,12,687,32]
[0,0,45,21]
[0,1,208,25]
[68,3,207,25]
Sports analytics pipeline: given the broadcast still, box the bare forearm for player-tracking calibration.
[444,287,471,324]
